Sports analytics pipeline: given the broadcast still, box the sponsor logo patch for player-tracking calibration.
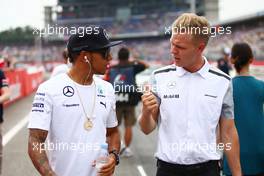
[100,102,106,109]
[34,97,45,101]
[63,86,74,97]
[204,94,217,98]
[163,94,179,99]
[62,104,79,107]
[36,92,45,96]
[32,103,44,108]
[32,109,44,112]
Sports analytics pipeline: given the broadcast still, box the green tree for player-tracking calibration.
[0,26,35,45]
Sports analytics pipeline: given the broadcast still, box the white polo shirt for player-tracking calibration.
[151,58,234,165]
[28,73,117,176]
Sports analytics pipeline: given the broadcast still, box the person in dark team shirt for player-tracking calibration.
[0,67,10,175]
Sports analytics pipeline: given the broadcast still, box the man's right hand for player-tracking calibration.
[141,85,159,116]
[139,85,160,134]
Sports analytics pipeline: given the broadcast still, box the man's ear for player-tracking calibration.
[79,51,92,63]
[249,58,254,64]
[197,42,206,53]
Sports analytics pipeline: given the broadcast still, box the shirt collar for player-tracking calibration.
[175,56,210,79]
[175,66,188,77]
[197,57,210,79]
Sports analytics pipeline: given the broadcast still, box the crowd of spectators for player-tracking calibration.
[58,12,180,35]
[1,16,263,71]
[206,20,264,60]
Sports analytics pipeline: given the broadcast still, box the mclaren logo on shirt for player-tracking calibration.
[63,86,74,97]
[163,94,179,99]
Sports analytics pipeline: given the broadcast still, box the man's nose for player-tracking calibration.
[170,46,178,55]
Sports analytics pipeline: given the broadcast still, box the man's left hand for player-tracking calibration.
[97,154,116,176]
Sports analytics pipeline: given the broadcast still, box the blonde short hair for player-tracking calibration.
[172,13,211,45]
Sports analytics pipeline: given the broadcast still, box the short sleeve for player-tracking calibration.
[106,85,118,128]
[28,84,53,131]
[220,81,234,119]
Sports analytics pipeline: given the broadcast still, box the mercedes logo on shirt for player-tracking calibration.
[63,86,74,97]
[167,81,177,89]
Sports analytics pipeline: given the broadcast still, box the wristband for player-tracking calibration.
[109,149,119,165]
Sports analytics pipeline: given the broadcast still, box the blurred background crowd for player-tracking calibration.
[0,0,263,77]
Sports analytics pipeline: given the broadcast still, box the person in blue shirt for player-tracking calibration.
[223,42,264,176]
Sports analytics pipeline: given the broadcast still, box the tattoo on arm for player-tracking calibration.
[28,129,56,176]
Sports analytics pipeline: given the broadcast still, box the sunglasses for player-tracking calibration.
[93,48,110,60]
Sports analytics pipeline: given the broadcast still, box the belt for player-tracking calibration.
[157,159,219,171]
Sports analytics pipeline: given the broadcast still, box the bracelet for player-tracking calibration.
[109,149,119,165]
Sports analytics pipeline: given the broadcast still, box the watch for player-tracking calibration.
[109,149,120,165]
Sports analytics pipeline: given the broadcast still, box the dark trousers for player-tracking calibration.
[227,175,264,176]
[156,159,220,176]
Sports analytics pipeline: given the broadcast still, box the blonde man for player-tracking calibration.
[139,13,242,176]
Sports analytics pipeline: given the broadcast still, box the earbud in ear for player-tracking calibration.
[84,56,89,63]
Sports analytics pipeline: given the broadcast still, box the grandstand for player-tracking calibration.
[206,13,264,60]
[53,0,205,36]
[41,0,206,65]
[1,0,263,68]
[46,0,262,62]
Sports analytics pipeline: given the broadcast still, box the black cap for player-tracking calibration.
[67,26,122,53]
